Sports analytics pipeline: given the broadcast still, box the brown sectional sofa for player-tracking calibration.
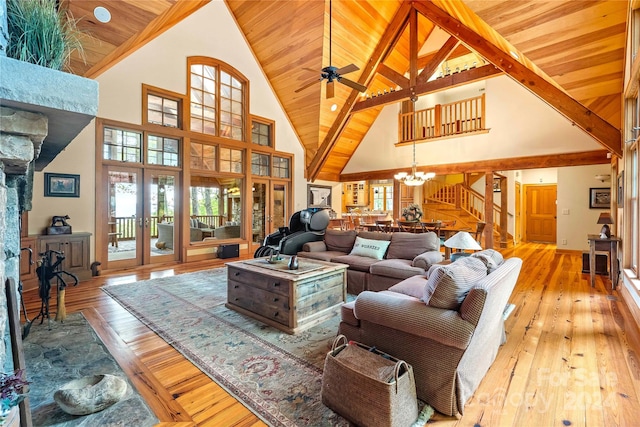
[298,229,444,294]
[338,249,522,416]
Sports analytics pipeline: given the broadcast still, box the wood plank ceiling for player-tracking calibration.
[62,0,628,182]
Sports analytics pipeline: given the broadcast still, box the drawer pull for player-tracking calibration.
[235,297,239,301]
[274,311,279,317]
[234,272,240,276]
[273,282,280,287]
[234,285,239,289]
[273,297,279,302]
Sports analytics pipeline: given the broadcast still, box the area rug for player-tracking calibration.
[103,268,432,426]
[23,312,157,426]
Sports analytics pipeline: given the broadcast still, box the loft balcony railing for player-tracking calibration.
[399,94,486,144]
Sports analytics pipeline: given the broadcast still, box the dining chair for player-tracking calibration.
[375,219,393,233]
[421,221,442,234]
[397,220,419,233]
[474,222,486,245]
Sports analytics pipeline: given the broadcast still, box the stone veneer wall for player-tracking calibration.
[0,107,47,373]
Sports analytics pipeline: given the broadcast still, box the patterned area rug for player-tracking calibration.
[103,268,349,426]
[24,312,157,426]
[103,268,433,426]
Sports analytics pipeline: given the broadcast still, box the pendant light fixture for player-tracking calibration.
[394,96,435,186]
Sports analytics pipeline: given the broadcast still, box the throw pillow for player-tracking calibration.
[190,218,198,228]
[349,236,391,260]
[387,232,440,260]
[423,256,487,309]
[388,276,426,299]
[471,249,504,273]
[324,229,357,252]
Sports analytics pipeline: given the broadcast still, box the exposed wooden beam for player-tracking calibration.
[339,150,611,182]
[413,1,622,158]
[376,63,410,88]
[416,36,458,85]
[351,64,501,114]
[83,0,211,78]
[417,44,471,70]
[307,1,414,181]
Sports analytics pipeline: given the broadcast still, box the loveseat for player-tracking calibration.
[338,250,522,416]
[298,229,444,294]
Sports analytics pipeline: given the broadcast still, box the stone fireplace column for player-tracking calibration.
[0,107,47,371]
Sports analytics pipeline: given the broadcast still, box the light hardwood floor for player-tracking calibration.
[21,243,640,426]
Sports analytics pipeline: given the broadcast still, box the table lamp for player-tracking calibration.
[597,212,613,239]
[444,231,482,261]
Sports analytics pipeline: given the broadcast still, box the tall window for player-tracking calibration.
[372,183,394,211]
[147,93,180,127]
[103,127,142,163]
[189,58,247,140]
[148,135,179,166]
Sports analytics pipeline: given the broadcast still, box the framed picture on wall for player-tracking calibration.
[44,173,80,197]
[618,171,624,205]
[493,177,501,192]
[589,187,610,209]
[307,184,332,208]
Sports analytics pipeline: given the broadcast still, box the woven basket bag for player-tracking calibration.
[321,335,418,427]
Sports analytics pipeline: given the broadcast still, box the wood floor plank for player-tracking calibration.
[21,244,640,426]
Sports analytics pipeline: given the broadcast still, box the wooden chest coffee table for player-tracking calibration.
[226,257,347,334]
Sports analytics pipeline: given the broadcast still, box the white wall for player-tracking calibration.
[343,75,602,174]
[557,164,613,251]
[30,0,307,262]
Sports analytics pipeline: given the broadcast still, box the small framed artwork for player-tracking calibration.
[493,177,501,192]
[589,187,610,209]
[307,184,332,208]
[618,171,624,204]
[44,173,80,197]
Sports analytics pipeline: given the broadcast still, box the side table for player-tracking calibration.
[587,234,621,289]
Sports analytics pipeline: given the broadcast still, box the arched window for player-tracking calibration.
[188,57,247,141]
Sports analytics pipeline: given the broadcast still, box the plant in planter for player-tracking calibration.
[0,370,29,424]
[5,0,84,71]
[402,203,423,221]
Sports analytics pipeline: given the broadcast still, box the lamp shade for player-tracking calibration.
[597,212,614,224]
[443,231,482,250]
[597,212,613,238]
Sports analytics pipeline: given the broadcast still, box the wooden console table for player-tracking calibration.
[587,234,621,289]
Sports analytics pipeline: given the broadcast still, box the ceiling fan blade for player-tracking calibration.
[338,77,367,93]
[336,63,359,75]
[295,78,322,93]
[326,81,335,99]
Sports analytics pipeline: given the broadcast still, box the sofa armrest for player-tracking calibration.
[353,291,475,350]
[412,250,444,270]
[301,241,327,252]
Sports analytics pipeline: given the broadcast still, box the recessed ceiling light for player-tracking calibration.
[94,6,111,23]
[330,104,338,111]
[509,50,519,60]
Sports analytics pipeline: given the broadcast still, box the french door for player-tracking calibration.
[103,165,179,269]
[251,180,288,250]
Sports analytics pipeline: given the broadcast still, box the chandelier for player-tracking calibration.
[394,96,435,186]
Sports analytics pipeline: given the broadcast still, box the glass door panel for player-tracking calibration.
[146,171,178,264]
[251,180,288,251]
[252,182,267,245]
[272,183,287,229]
[106,167,142,268]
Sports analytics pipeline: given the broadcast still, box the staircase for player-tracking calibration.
[421,180,514,249]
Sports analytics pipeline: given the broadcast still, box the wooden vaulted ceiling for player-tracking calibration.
[63,0,628,181]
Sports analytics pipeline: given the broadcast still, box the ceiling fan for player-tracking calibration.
[295,0,367,99]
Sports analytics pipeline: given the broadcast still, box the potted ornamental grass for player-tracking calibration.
[4,0,84,71]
